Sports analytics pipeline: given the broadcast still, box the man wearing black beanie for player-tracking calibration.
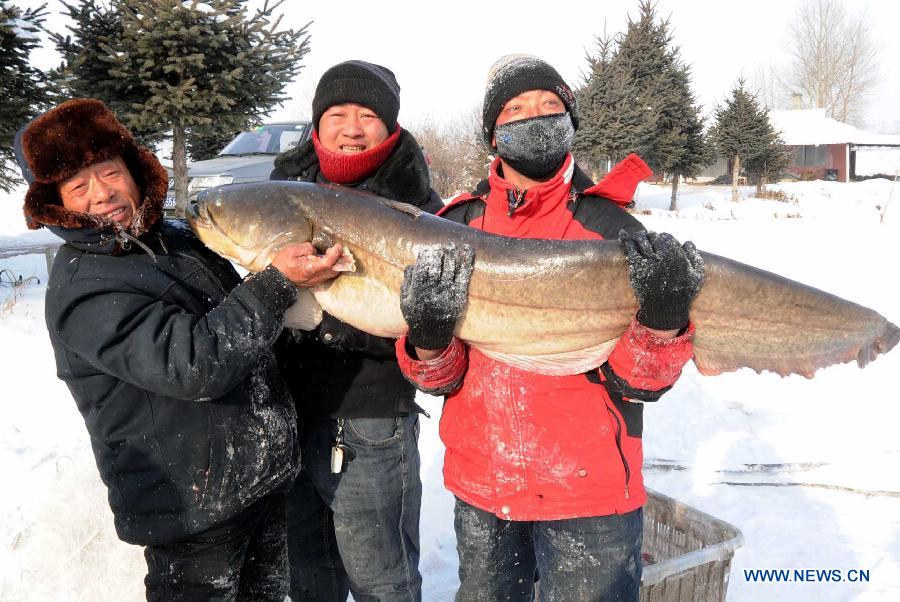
[395,55,704,602]
[271,60,441,602]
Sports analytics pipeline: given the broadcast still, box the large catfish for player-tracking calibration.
[187,181,899,378]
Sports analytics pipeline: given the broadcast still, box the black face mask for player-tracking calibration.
[494,112,575,179]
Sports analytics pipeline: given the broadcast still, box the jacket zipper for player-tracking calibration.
[607,405,631,500]
[506,188,527,216]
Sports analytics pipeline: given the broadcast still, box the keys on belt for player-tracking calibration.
[330,418,357,474]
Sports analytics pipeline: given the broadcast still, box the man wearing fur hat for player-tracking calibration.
[21,98,333,600]
[395,56,704,601]
[271,60,441,601]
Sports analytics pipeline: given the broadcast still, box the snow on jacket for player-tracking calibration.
[396,154,694,521]
[41,154,301,546]
[271,128,443,418]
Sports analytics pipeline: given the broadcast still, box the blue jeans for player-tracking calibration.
[453,498,642,602]
[286,416,422,602]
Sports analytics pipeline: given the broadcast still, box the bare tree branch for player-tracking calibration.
[785,0,879,125]
[406,106,489,199]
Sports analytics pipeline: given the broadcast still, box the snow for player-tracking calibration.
[770,109,900,146]
[3,18,42,41]
[2,180,899,600]
[181,1,215,13]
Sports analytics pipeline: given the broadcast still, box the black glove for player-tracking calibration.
[400,243,475,350]
[618,230,704,330]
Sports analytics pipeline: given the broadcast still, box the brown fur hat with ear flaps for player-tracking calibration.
[21,98,168,236]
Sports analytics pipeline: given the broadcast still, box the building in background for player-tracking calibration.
[696,109,900,183]
[770,109,900,182]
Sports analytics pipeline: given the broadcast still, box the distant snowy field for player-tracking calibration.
[1,179,898,601]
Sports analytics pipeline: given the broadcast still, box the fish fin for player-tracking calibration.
[692,346,844,379]
[690,253,900,378]
[334,246,356,272]
[478,339,618,376]
[381,199,423,219]
[692,320,900,378]
[283,288,323,330]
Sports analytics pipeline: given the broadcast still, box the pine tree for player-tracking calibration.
[50,0,165,148]
[712,79,783,201]
[743,123,791,195]
[575,1,710,209]
[56,0,310,214]
[0,1,53,191]
[660,66,711,210]
[573,28,657,178]
[574,32,634,176]
[612,0,710,210]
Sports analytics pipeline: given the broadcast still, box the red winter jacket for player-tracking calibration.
[396,154,694,521]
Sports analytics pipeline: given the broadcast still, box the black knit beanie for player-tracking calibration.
[482,54,578,147]
[312,60,401,132]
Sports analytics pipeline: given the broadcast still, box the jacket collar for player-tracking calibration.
[471,154,595,199]
[484,154,577,218]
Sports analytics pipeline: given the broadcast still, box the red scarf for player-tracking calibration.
[312,127,402,185]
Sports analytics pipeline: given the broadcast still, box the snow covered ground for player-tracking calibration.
[1,179,898,601]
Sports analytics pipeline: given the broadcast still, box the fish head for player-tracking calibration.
[186,182,313,272]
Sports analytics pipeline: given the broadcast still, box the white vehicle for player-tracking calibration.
[164,122,312,215]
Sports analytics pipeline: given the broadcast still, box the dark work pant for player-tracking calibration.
[286,416,422,602]
[143,493,288,602]
[453,498,642,602]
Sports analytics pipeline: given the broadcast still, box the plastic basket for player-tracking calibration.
[640,488,744,601]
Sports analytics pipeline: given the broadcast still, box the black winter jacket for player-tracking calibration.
[271,129,443,418]
[45,220,301,545]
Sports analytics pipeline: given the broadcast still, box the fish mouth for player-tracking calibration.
[188,195,308,271]
[187,197,246,265]
[185,196,205,222]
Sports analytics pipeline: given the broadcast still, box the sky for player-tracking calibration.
[20,0,900,132]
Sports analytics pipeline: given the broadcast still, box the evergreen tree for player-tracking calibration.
[743,126,791,195]
[56,0,310,213]
[712,79,783,201]
[0,1,52,191]
[575,1,710,209]
[660,66,711,210]
[611,0,710,210]
[573,29,656,178]
[50,0,164,148]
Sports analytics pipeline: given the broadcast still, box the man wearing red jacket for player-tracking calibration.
[394,55,704,601]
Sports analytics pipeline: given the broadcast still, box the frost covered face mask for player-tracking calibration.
[494,112,575,179]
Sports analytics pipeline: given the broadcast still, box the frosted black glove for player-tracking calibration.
[619,230,704,330]
[400,243,475,350]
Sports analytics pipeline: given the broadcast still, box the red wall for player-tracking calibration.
[827,144,847,181]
